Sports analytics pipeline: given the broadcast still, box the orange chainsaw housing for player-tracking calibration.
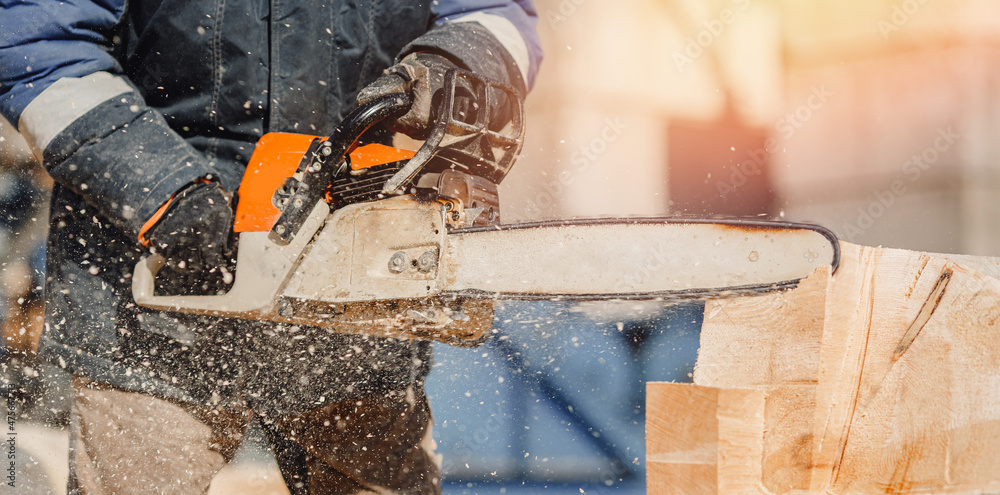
[233,132,416,233]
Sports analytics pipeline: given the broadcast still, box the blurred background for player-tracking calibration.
[504,0,1000,256]
[3,0,999,493]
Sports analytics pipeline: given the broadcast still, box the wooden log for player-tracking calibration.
[696,264,830,388]
[646,382,765,495]
[809,244,1000,494]
[696,265,830,494]
[647,242,1000,494]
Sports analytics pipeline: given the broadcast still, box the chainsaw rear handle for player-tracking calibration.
[131,96,408,307]
[133,201,330,316]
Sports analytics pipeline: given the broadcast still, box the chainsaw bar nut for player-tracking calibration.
[417,250,438,273]
[388,251,409,273]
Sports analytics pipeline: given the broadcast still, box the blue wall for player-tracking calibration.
[425,300,703,494]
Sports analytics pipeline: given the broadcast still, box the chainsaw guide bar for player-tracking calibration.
[135,195,840,346]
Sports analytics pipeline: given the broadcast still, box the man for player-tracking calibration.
[0,0,542,492]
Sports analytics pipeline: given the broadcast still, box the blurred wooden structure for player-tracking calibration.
[647,242,1000,494]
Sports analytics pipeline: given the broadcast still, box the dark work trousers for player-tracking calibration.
[68,378,441,494]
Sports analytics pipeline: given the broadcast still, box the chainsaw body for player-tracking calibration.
[133,70,840,346]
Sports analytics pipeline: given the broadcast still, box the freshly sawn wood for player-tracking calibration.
[647,242,1000,494]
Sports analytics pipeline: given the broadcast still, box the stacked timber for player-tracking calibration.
[647,242,1000,494]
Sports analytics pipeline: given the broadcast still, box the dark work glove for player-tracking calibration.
[358,52,517,140]
[142,181,236,294]
[358,52,461,139]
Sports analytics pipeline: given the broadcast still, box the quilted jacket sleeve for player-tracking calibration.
[0,0,227,237]
[412,0,543,96]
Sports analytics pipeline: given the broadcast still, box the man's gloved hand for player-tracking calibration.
[358,52,462,140]
[359,52,517,140]
[141,181,236,293]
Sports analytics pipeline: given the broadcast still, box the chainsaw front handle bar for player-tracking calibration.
[269,92,413,244]
[330,92,414,152]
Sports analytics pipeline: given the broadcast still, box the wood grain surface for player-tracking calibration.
[647,243,1000,494]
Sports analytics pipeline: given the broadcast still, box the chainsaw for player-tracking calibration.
[133,69,840,346]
